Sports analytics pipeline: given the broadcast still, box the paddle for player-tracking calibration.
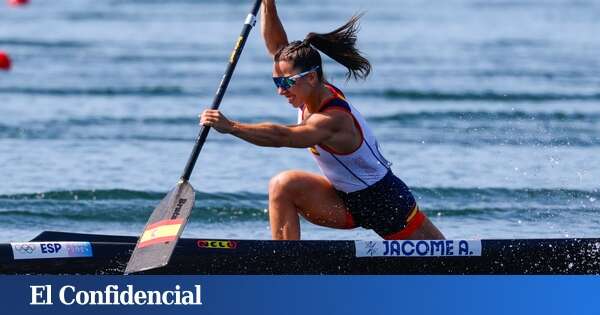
[124,0,262,274]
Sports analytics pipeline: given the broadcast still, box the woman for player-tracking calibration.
[200,0,444,240]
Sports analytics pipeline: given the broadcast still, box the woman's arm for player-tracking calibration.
[200,109,345,148]
[261,0,289,57]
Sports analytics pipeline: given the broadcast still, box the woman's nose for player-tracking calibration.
[277,87,287,95]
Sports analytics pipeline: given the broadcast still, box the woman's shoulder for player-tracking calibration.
[324,82,346,98]
[321,83,350,113]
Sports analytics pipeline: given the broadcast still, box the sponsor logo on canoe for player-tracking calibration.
[138,219,184,249]
[10,242,93,260]
[355,240,482,257]
[197,240,238,249]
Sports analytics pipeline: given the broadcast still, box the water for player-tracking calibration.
[1,0,599,242]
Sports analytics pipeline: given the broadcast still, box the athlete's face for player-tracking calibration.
[272,60,318,108]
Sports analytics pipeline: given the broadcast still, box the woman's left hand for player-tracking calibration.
[199,109,235,134]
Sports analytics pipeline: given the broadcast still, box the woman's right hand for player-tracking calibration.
[199,109,235,134]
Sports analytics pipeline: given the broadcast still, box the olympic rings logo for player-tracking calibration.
[13,244,35,254]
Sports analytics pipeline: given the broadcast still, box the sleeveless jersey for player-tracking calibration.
[298,84,392,193]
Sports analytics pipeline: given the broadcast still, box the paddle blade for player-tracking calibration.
[124,180,195,274]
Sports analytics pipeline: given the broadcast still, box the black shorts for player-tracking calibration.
[335,171,417,237]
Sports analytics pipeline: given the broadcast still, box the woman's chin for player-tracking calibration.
[287,97,301,107]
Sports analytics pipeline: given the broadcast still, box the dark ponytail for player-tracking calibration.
[274,13,371,81]
[304,13,370,80]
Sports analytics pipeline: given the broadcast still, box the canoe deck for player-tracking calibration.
[0,231,599,275]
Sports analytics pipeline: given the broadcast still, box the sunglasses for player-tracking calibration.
[272,66,320,90]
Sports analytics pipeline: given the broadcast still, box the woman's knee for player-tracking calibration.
[268,170,307,199]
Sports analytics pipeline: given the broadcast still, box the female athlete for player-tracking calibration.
[200,0,444,240]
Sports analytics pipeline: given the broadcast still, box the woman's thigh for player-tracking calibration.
[269,170,355,229]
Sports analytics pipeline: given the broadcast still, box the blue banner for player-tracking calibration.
[0,276,598,315]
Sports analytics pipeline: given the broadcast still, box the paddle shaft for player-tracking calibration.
[181,0,262,181]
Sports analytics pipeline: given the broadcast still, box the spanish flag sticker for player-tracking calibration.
[138,219,183,249]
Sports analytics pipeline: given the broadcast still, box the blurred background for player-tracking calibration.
[1,0,599,241]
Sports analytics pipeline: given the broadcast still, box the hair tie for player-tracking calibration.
[302,38,318,51]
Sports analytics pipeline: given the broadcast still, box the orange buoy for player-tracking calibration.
[0,51,11,71]
[7,0,29,6]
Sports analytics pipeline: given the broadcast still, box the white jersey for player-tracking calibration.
[298,84,392,193]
